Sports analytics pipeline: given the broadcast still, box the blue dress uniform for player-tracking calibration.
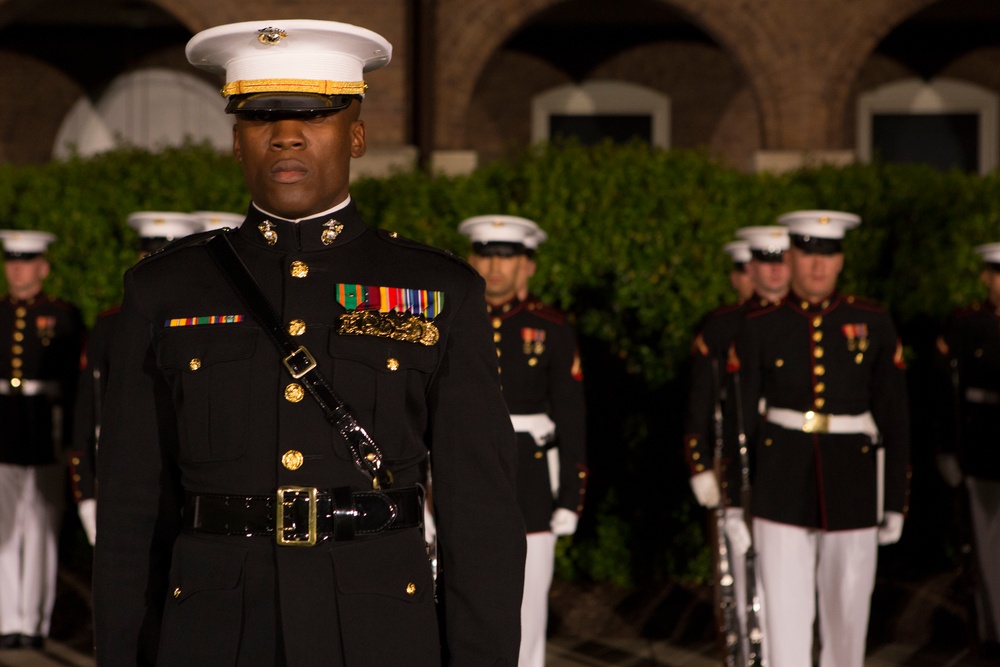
[934,244,1000,650]
[93,202,526,665]
[489,295,588,532]
[71,212,204,545]
[730,210,910,667]
[0,231,84,648]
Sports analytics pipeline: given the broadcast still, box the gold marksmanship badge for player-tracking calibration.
[339,311,439,346]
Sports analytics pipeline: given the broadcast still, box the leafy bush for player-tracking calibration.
[2,141,996,587]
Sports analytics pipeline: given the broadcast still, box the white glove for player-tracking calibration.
[936,453,963,488]
[423,501,437,546]
[550,508,579,536]
[689,470,720,508]
[78,498,97,546]
[723,508,751,557]
[878,511,904,546]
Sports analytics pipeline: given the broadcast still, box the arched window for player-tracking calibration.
[531,80,670,148]
[53,68,231,158]
[857,77,998,174]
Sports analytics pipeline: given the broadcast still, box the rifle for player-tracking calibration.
[712,359,742,667]
[730,362,763,667]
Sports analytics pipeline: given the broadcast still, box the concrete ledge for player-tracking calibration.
[754,149,856,174]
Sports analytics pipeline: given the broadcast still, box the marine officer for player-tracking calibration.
[730,210,910,667]
[93,20,525,666]
[460,214,587,667]
[0,230,83,649]
[684,226,789,664]
[934,241,1000,659]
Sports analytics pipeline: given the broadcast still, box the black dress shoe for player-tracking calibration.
[0,633,21,649]
[21,635,44,649]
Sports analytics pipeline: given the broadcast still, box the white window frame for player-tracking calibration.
[531,80,670,149]
[857,76,998,175]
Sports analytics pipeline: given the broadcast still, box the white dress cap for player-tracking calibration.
[186,20,391,103]
[0,230,56,258]
[777,209,861,240]
[736,226,790,254]
[127,211,203,240]
[192,211,244,232]
[722,240,751,264]
[974,242,1000,264]
[458,215,547,249]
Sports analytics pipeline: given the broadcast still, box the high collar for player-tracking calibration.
[787,291,841,315]
[236,199,368,253]
[4,292,41,306]
[487,297,523,318]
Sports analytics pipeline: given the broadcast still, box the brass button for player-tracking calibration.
[288,319,306,336]
[14,307,25,317]
[528,358,538,367]
[812,317,822,327]
[173,587,181,598]
[71,457,80,465]
[11,358,21,368]
[815,397,826,409]
[688,438,697,447]
[492,318,502,329]
[775,359,784,367]
[11,345,22,355]
[975,348,984,358]
[534,451,543,459]
[282,450,304,471]
[812,331,823,342]
[284,383,304,402]
[861,445,870,454]
[188,358,202,371]
[692,452,701,460]
[387,358,400,371]
[406,582,416,595]
[15,319,25,330]
[13,331,23,342]
[695,463,705,472]
[578,471,587,479]
[814,364,825,376]
[493,332,501,343]
[11,370,21,379]
[9,378,21,387]
[814,346,824,359]
[290,261,309,278]
[73,474,81,482]
[764,438,773,446]
[815,382,826,393]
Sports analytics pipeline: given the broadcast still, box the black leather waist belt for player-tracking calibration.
[184,485,423,547]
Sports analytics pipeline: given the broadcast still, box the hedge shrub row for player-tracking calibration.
[2,141,996,586]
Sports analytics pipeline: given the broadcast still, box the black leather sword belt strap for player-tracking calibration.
[183,485,423,546]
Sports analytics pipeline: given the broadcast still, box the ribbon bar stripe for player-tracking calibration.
[166,315,245,327]
[336,284,444,319]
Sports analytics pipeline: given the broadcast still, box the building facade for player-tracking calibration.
[1,0,998,176]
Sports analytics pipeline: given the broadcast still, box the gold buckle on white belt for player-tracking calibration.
[801,411,829,433]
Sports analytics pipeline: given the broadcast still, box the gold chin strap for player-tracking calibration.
[222,78,367,97]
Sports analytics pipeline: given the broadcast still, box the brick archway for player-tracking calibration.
[436,0,941,154]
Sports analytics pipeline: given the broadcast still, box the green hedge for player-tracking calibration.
[3,141,997,586]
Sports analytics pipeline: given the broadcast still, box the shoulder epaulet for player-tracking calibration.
[134,228,225,266]
[843,294,885,312]
[744,301,782,319]
[374,228,480,277]
[708,300,746,317]
[523,298,567,325]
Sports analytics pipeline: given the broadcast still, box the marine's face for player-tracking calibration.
[468,254,530,306]
[232,101,366,219]
[749,255,790,301]
[3,257,49,299]
[789,247,842,303]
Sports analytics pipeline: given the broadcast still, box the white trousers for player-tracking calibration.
[0,463,62,637]
[968,477,1000,642]
[519,531,557,667]
[754,518,878,667]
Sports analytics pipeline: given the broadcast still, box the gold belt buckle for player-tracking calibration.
[276,486,318,546]
[283,346,317,379]
[802,411,830,434]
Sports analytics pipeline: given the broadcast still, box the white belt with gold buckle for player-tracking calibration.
[766,407,878,441]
